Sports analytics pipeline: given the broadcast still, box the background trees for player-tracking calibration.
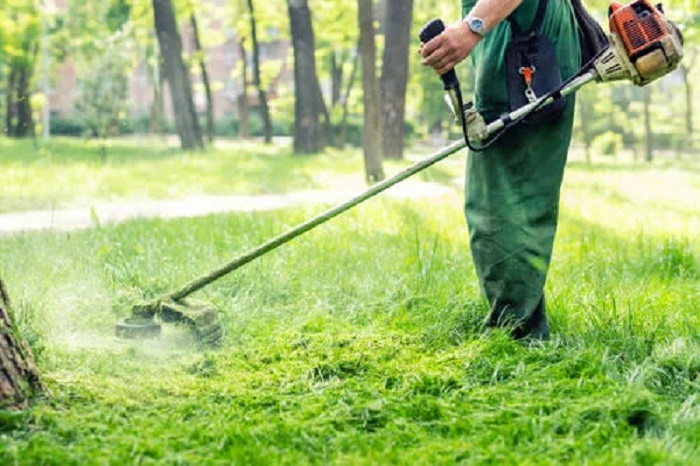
[0,0,697,163]
[152,0,204,150]
[381,0,413,160]
[288,0,326,154]
[1,0,39,138]
[358,0,384,182]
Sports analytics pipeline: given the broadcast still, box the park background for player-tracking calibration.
[0,0,699,465]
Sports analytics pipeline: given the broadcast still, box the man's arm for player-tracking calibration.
[419,0,522,75]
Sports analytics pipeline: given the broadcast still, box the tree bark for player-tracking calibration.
[331,51,343,108]
[190,12,215,143]
[238,39,250,139]
[358,0,384,182]
[5,65,35,139]
[0,279,44,410]
[380,0,413,160]
[246,0,273,144]
[152,0,204,150]
[288,0,325,154]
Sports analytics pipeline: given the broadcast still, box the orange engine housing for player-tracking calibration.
[608,0,669,59]
[607,0,683,83]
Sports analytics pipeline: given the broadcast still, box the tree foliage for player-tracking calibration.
[0,0,698,158]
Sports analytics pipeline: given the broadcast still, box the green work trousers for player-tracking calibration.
[461,0,582,338]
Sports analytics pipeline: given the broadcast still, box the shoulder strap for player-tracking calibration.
[507,0,550,36]
[569,0,610,64]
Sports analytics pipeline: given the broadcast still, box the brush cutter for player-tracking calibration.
[115,0,683,347]
[421,0,683,153]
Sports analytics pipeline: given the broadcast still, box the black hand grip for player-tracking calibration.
[419,19,459,90]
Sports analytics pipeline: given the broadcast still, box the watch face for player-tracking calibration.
[470,18,485,35]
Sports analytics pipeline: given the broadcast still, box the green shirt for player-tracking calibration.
[461,0,581,118]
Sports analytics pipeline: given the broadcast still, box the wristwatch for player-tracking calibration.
[464,16,487,37]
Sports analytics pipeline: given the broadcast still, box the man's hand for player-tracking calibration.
[419,21,481,76]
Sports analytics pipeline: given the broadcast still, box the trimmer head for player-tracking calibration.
[115,316,162,340]
[116,297,223,347]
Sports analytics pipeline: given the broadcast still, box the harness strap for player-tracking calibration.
[506,0,550,36]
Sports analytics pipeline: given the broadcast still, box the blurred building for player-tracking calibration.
[48,0,292,126]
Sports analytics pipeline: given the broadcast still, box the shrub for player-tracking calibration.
[592,131,623,157]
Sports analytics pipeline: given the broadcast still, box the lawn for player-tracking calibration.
[0,138,698,465]
[0,137,456,213]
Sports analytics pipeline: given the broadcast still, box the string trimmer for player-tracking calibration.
[115,0,682,347]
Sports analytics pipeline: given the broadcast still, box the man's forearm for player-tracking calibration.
[465,0,522,34]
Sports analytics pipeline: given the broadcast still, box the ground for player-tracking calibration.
[0,139,698,465]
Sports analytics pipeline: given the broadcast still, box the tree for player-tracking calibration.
[246,0,273,144]
[339,45,360,147]
[288,0,326,154]
[2,0,40,139]
[358,0,384,182]
[237,37,251,139]
[643,85,653,162]
[152,0,204,150]
[311,0,360,147]
[676,12,700,153]
[0,279,44,410]
[190,10,215,143]
[380,0,413,160]
[75,30,132,162]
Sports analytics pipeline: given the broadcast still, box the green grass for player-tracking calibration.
[0,139,698,465]
[0,137,456,213]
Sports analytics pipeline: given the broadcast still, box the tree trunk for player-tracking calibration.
[246,0,273,144]
[238,39,250,139]
[5,67,18,137]
[643,86,653,162]
[190,12,215,143]
[331,51,343,108]
[150,75,163,134]
[15,66,35,138]
[149,61,165,134]
[579,93,592,164]
[380,0,413,160]
[339,46,360,148]
[152,0,204,150]
[5,38,37,139]
[0,279,44,410]
[288,0,325,154]
[358,0,384,182]
[684,69,693,152]
[679,57,695,154]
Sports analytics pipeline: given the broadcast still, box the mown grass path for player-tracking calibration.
[0,181,453,236]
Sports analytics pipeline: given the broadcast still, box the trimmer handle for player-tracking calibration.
[419,19,459,90]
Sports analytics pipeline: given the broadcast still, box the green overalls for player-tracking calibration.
[461,0,582,339]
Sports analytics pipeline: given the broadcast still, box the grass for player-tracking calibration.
[0,138,698,465]
[0,137,457,213]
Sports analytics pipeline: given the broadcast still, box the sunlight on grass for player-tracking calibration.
[0,140,698,464]
[0,138,454,213]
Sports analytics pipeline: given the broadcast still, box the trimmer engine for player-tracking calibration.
[594,0,683,85]
[454,0,684,146]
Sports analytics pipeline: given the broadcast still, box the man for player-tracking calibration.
[419,0,582,340]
